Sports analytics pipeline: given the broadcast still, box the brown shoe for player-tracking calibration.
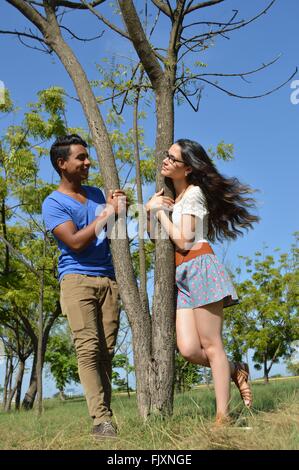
[232,362,253,408]
[92,421,117,438]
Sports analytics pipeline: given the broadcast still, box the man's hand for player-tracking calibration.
[107,189,127,216]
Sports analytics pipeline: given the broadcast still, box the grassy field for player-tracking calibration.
[0,377,298,450]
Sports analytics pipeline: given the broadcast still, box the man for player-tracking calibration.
[42,134,126,438]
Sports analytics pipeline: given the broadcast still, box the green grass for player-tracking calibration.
[0,378,298,450]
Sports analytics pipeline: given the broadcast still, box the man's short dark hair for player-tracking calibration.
[50,134,88,175]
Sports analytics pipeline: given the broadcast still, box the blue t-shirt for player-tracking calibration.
[42,185,115,282]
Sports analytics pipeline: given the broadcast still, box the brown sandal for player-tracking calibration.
[231,362,253,408]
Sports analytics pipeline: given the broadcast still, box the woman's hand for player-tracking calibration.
[145,188,174,214]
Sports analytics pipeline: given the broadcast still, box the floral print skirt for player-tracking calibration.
[176,253,239,310]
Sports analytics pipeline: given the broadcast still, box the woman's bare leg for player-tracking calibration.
[193,300,231,418]
[176,308,209,366]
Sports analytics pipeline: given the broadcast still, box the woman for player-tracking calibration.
[146,139,258,425]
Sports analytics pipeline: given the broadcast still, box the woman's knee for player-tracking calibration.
[177,342,201,363]
[200,339,224,360]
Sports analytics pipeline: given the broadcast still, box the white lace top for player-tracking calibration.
[171,185,209,243]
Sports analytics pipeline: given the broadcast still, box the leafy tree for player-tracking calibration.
[0,88,71,410]
[45,330,79,400]
[286,340,299,376]
[174,352,203,392]
[225,235,299,383]
[112,353,135,396]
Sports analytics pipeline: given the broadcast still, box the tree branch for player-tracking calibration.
[6,0,47,32]
[0,29,45,43]
[196,67,298,99]
[177,86,202,111]
[175,55,283,88]
[151,0,172,18]
[60,24,104,41]
[52,0,105,8]
[80,0,131,41]
[183,0,277,43]
[118,0,164,90]
[185,0,225,14]
[0,235,39,277]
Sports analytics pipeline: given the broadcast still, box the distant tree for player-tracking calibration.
[174,352,204,392]
[286,340,299,376]
[225,234,299,383]
[112,353,135,397]
[45,330,79,400]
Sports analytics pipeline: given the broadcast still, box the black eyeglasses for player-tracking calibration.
[163,151,185,165]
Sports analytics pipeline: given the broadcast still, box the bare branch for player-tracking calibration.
[0,29,45,43]
[80,0,131,41]
[180,9,238,45]
[6,0,47,32]
[17,36,50,53]
[60,24,104,41]
[175,55,283,88]
[185,0,225,14]
[0,28,51,53]
[151,0,172,18]
[183,1,278,43]
[177,86,202,112]
[51,0,105,8]
[196,67,298,99]
[183,12,241,30]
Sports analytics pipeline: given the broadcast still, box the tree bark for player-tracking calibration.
[3,355,11,410]
[21,307,60,409]
[263,354,269,384]
[4,356,15,412]
[22,349,38,410]
[149,83,176,415]
[36,236,46,416]
[133,88,150,316]
[14,359,25,410]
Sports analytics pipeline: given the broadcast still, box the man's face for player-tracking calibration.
[58,144,91,181]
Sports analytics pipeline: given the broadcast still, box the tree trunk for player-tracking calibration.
[36,237,46,416]
[133,88,150,317]
[22,350,38,410]
[21,306,61,409]
[149,83,176,416]
[3,355,12,410]
[14,359,25,411]
[263,354,269,384]
[4,357,16,412]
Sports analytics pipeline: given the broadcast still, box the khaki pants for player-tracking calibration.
[60,274,120,425]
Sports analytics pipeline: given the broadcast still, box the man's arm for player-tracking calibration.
[53,190,126,253]
[53,205,114,253]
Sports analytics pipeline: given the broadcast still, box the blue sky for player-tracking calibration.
[0,0,298,394]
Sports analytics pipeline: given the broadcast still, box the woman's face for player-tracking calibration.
[161,143,191,180]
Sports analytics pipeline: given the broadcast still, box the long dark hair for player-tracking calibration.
[175,138,260,242]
